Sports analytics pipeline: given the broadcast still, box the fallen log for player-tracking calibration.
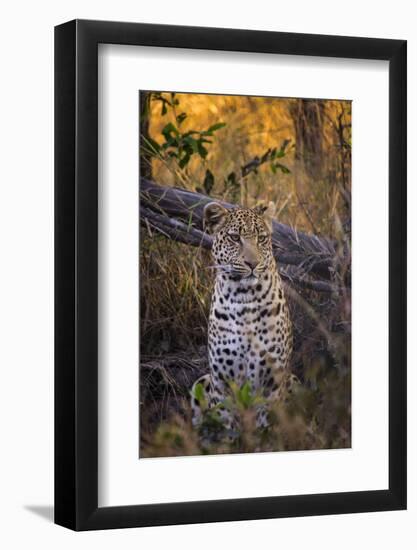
[140,178,349,293]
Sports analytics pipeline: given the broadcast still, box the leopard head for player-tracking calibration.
[203,202,276,280]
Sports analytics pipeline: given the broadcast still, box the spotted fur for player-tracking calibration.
[191,202,294,431]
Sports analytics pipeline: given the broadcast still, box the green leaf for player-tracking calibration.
[270,149,284,160]
[193,382,205,403]
[176,112,187,125]
[239,381,252,408]
[197,142,208,159]
[183,135,199,153]
[274,162,291,174]
[207,122,226,133]
[178,152,191,168]
[203,169,215,195]
[225,172,237,188]
[280,138,291,152]
[161,122,179,140]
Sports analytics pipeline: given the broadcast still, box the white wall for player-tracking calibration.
[0,1,415,547]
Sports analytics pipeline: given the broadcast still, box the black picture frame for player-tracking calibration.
[55,19,407,531]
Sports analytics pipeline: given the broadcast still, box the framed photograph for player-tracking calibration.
[55,19,406,530]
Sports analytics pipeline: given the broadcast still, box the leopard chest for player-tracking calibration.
[208,272,291,390]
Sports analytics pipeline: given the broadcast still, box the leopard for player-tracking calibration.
[191,200,297,434]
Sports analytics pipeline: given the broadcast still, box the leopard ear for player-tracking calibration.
[253,204,268,216]
[203,202,228,234]
[258,201,276,232]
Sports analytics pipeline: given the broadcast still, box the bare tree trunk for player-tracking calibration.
[289,99,325,180]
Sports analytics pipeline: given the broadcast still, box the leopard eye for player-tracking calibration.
[258,234,268,243]
[228,233,240,243]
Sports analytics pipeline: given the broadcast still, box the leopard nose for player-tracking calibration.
[244,259,259,270]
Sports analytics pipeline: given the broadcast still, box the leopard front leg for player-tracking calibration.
[257,371,300,428]
[190,375,237,437]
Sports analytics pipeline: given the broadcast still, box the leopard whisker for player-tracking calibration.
[206,264,233,273]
